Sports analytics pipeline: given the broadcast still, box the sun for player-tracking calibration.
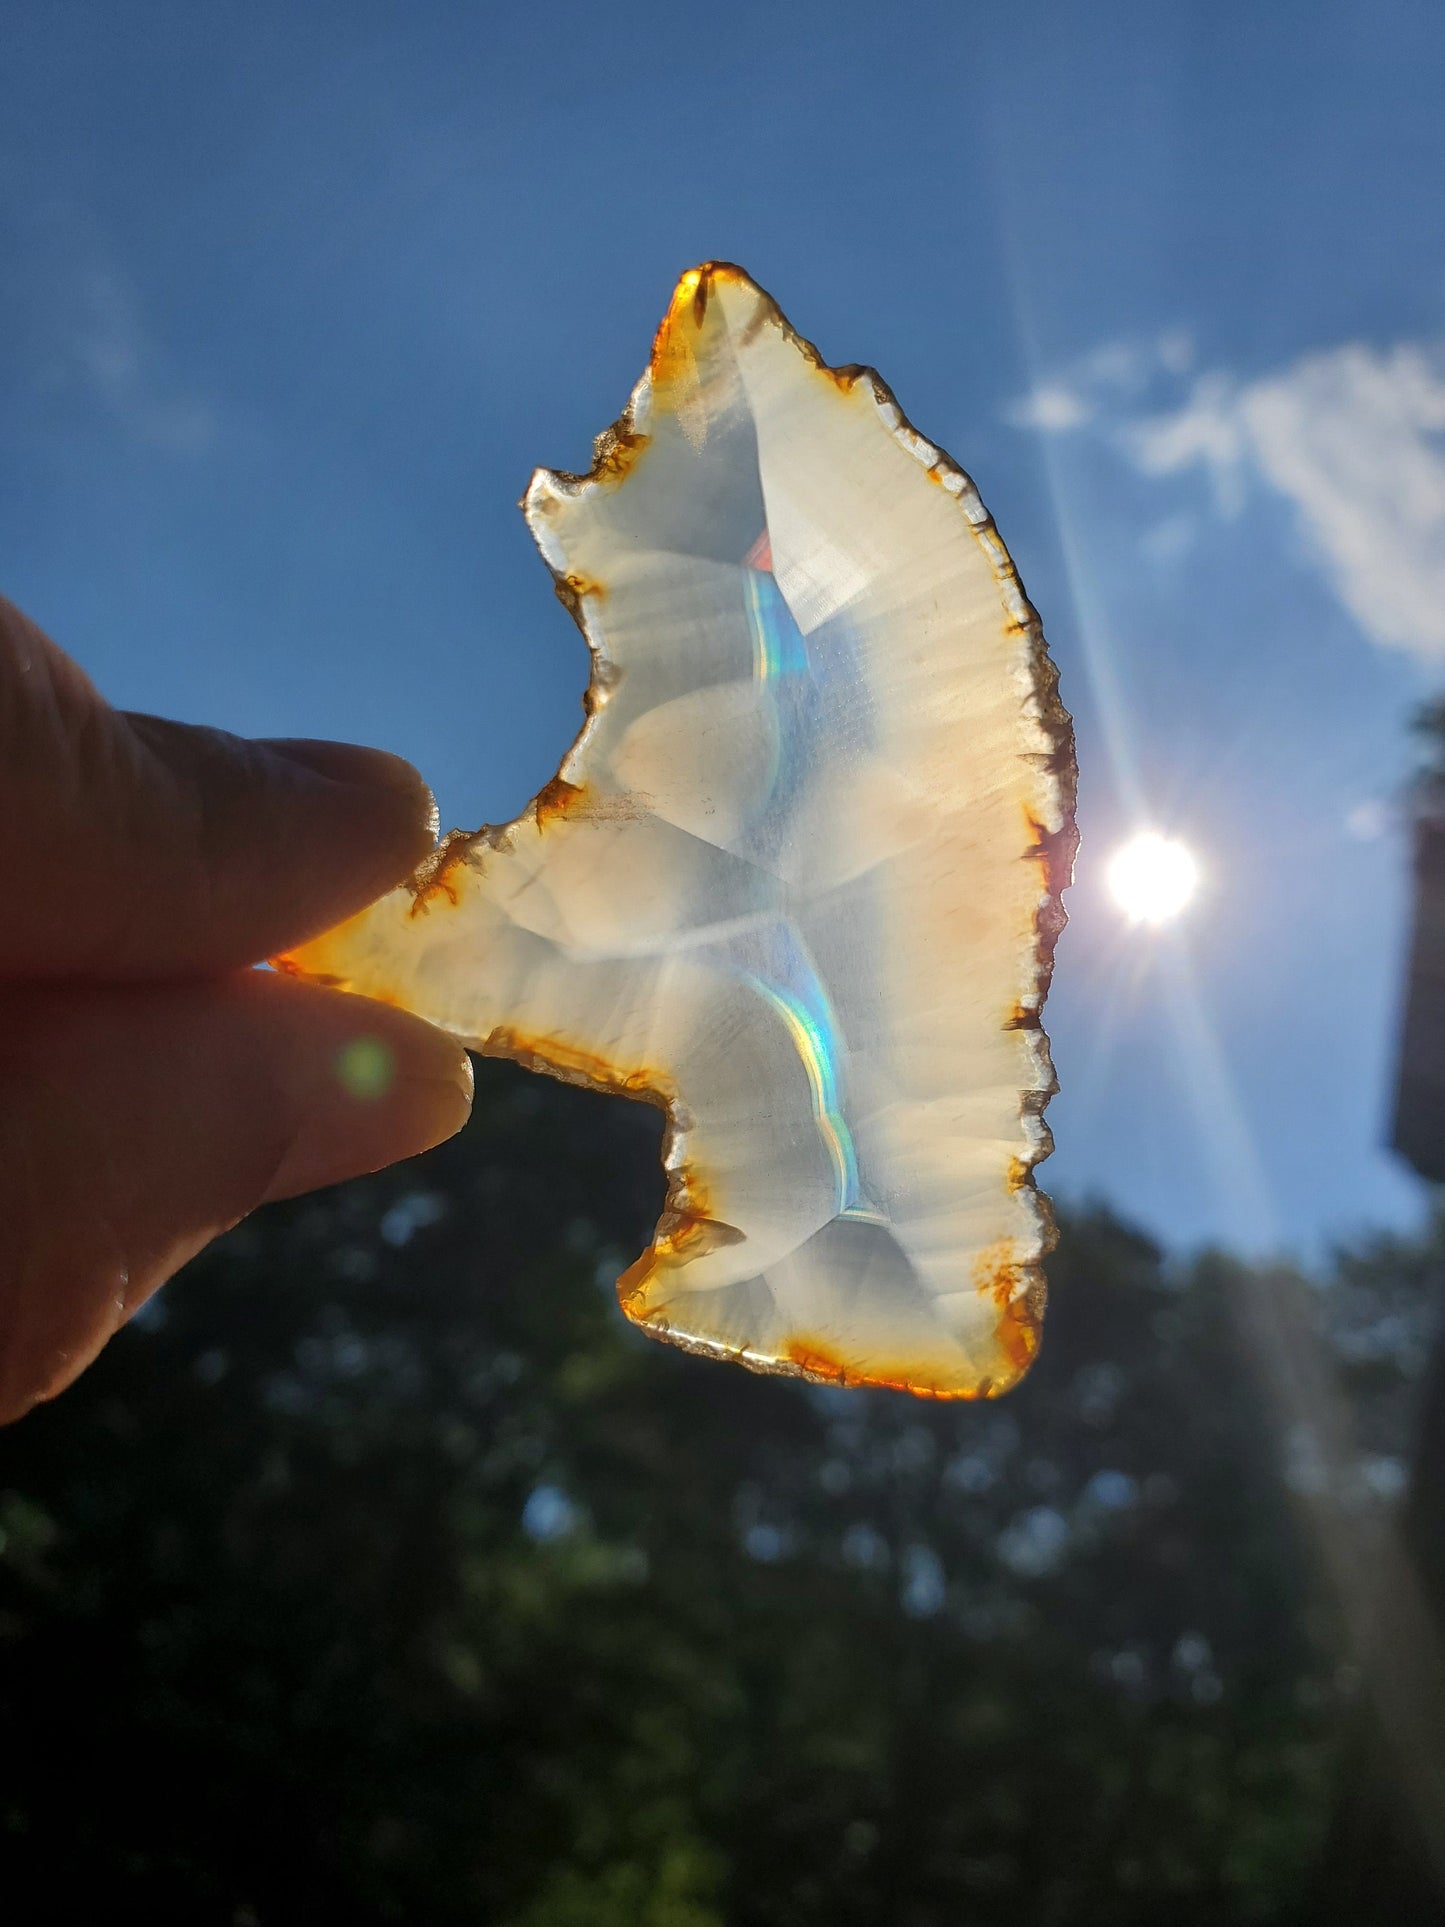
[1106,832,1200,926]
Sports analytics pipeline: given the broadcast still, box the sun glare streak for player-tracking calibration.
[1158,930,1278,1251]
[990,139,1275,1246]
[991,171,1150,827]
[1064,936,1157,1130]
[982,132,1445,1873]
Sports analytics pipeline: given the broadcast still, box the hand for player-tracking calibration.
[0,596,473,1422]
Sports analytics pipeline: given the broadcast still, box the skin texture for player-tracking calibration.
[0,596,473,1423]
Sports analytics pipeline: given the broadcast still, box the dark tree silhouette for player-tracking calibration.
[0,1058,1421,1923]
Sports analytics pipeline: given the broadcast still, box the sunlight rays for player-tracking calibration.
[994,190,1279,1257]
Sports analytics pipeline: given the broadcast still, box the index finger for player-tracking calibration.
[0,596,439,981]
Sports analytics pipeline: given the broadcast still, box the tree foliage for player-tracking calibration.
[0,1061,1425,1922]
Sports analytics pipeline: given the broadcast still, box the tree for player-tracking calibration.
[0,1060,1396,1922]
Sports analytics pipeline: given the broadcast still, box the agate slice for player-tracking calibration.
[278,263,1076,1398]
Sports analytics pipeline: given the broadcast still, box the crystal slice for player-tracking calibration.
[277,263,1076,1398]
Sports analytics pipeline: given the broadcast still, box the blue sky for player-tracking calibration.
[5,0,1443,1259]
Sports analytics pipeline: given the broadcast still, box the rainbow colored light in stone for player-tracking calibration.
[278,264,1076,1398]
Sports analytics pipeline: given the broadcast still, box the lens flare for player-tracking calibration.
[1107,832,1200,926]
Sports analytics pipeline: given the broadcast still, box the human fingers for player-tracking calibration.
[0,969,473,1423]
[0,595,439,981]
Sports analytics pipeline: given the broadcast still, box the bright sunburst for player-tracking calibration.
[1107,832,1200,926]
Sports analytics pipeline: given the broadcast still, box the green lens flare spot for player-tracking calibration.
[336,1035,395,1100]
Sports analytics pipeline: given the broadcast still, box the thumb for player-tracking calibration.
[0,970,473,1422]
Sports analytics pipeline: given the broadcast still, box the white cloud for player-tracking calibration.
[69,267,217,454]
[1126,373,1246,482]
[1139,512,1199,566]
[1011,330,1200,427]
[1006,330,1198,435]
[1346,798,1392,842]
[1240,345,1445,659]
[1006,382,1094,433]
[1079,340,1151,390]
[1156,329,1196,376]
[1010,332,1445,665]
[15,255,217,456]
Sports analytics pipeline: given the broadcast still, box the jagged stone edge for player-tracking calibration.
[510,261,1078,1397]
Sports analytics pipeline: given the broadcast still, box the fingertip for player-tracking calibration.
[116,716,444,970]
[261,1008,474,1202]
[0,976,475,1424]
[255,738,441,842]
[1,599,446,979]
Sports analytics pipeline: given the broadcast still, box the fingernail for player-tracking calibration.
[263,1042,473,1203]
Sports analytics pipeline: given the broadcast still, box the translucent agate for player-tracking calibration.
[279,264,1076,1398]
